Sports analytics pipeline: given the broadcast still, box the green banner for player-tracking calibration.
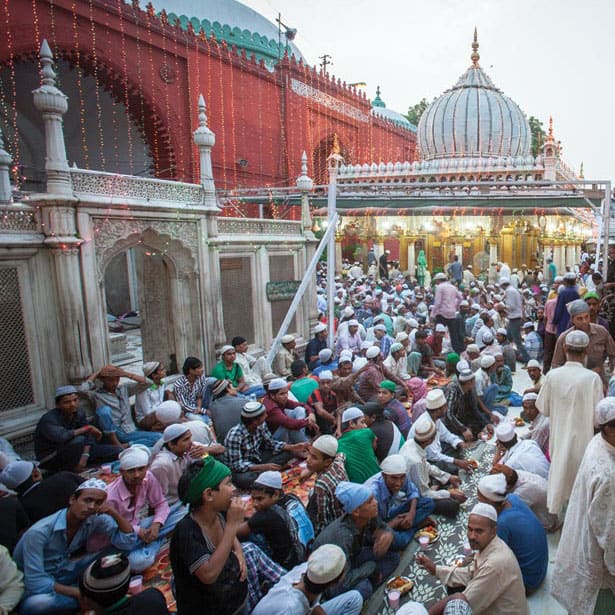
[266,280,301,302]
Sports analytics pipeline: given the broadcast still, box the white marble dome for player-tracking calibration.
[418,34,531,162]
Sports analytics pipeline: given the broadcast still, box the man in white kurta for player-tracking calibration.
[551,398,615,613]
[536,329,603,514]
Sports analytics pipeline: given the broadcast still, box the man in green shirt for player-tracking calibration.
[337,407,380,483]
[289,360,319,403]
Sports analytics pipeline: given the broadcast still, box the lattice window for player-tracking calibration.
[0,268,34,411]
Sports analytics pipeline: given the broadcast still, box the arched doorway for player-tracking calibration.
[0,58,155,191]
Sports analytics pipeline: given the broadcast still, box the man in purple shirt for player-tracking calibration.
[431,273,463,353]
[106,445,186,572]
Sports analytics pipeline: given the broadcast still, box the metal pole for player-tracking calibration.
[327,160,338,350]
[602,182,611,271]
[266,215,338,365]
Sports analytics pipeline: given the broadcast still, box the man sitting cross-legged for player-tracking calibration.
[364,454,436,550]
[106,445,187,573]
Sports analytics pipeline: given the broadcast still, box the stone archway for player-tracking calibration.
[94,221,201,371]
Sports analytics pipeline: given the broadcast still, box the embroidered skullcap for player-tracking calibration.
[496,328,508,336]
[446,352,460,364]
[522,392,538,402]
[407,318,419,328]
[281,334,295,344]
[76,477,107,493]
[335,481,372,513]
[253,470,282,491]
[374,324,387,332]
[434,273,447,281]
[306,545,347,584]
[142,361,161,378]
[119,444,150,470]
[380,454,407,475]
[478,473,508,502]
[458,368,475,383]
[388,343,403,354]
[397,603,429,615]
[342,306,354,318]
[425,389,447,410]
[82,553,130,597]
[220,345,235,356]
[460,300,469,307]
[414,414,437,442]
[162,423,190,443]
[339,350,353,363]
[313,323,327,334]
[565,329,590,348]
[361,340,374,350]
[480,355,496,369]
[155,400,182,425]
[366,346,381,359]
[55,385,78,399]
[241,401,266,418]
[268,378,288,391]
[318,370,333,381]
[0,461,37,490]
[595,397,615,425]
[261,373,278,387]
[466,344,480,354]
[342,407,364,423]
[312,435,338,457]
[347,319,359,327]
[470,502,498,523]
[495,421,515,443]
[564,271,577,281]
[482,331,494,344]
[526,359,541,369]
[435,323,448,333]
[318,348,333,362]
[567,299,590,316]
[379,380,396,393]
[395,332,409,343]
[522,321,534,329]
[211,379,230,397]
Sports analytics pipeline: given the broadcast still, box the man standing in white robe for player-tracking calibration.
[552,397,615,613]
[536,329,603,514]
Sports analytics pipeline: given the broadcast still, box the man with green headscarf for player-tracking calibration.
[377,381,411,438]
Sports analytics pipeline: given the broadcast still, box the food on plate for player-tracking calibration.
[513,417,525,427]
[415,525,438,543]
[467,459,479,469]
[386,576,414,594]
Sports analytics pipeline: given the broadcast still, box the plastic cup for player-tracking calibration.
[419,535,430,550]
[101,464,112,475]
[387,590,400,610]
[463,541,472,556]
[128,575,143,595]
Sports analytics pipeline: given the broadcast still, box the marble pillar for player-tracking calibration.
[407,243,415,277]
[488,242,499,283]
[0,130,12,203]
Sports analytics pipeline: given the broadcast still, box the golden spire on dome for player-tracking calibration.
[471,27,480,67]
[331,133,341,155]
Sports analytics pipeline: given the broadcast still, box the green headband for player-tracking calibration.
[379,380,396,393]
[183,455,231,505]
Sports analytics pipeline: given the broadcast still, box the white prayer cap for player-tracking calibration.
[366,346,381,359]
[390,343,404,354]
[522,322,534,330]
[478,473,508,502]
[342,407,364,423]
[456,360,470,372]
[565,329,589,349]
[526,359,541,369]
[155,400,182,425]
[434,273,447,281]
[522,392,538,403]
[281,334,295,344]
[342,306,354,318]
[482,331,494,344]
[268,378,288,391]
[253,470,282,490]
[414,414,437,442]
[0,460,37,489]
[373,324,386,333]
[339,350,353,363]
[435,324,448,333]
[347,319,359,327]
[466,344,480,354]
[499,277,511,285]
[470,502,498,523]
[595,397,615,425]
[306,545,347,584]
[312,435,338,457]
[396,332,409,342]
[459,300,469,307]
[76,478,107,493]
[220,345,235,355]
[380,454,407,475]
[458,368,475,383]
[142,361,161,377]
[495,422,515,443]
[318,370,333,381]
[373,314,385,322]
[162,423,190,443]
[564,271,577,281]
[554,275,564,283]
[425,389,446,410]
[313,323,327,334]
[241,401,266,418]
[471,303,481,310]
[119,444,150,470]
[318,348,333,362]
[407,318,419,328]
[361,340,374,350]
[397,602,429,615]
[352,357,368,371]
[480,355,495,369]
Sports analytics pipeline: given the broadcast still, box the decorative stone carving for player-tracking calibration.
[70,169,206,205]
[92,217,199,277]
[217,218,302,236]
[291,79,369,123]
[0,208,38,232]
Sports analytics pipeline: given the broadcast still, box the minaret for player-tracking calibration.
[192,94,217,209]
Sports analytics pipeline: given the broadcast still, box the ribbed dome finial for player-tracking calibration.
[471,27,480,67]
